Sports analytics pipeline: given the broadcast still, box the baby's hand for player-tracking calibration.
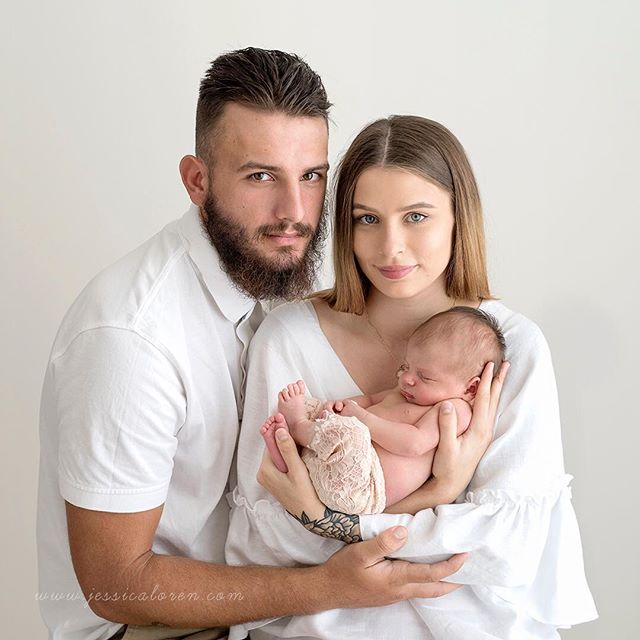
[340,400,363,418]
[323,400,345,414]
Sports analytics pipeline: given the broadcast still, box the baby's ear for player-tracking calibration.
[464,376,481,401]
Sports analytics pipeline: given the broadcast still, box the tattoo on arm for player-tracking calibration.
[288,507,362,543]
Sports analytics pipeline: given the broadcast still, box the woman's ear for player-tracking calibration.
[463,376,481,401]
[179,155,209,208]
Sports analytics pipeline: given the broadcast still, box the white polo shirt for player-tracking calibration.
[37,205,263,640]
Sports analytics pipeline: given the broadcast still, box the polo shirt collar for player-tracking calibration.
[177,204,256,323]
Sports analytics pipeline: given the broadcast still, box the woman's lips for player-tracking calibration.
[377,265,416,280]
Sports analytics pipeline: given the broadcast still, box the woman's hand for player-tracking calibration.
[431,360,510,501]
[385,360,509,514]
[257,426,325,521]
[258,427,363,542]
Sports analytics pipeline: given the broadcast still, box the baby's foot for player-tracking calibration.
[260,413,290,473]
[278,380,316,446]
[278,380,308,427]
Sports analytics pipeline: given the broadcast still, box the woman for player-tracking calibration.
[226,116,596,639]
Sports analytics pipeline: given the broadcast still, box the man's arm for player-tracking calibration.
[66,501,465,626]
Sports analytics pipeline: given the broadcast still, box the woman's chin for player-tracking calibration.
[371,279,440,301]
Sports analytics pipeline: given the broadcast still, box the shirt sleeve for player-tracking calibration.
[359,320,597,625]
[53,327,186,512]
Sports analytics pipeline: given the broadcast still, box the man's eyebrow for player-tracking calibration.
[238,162,281,172]
[352,201,436,213]
[306,163,330,173]
[237,162,330,173]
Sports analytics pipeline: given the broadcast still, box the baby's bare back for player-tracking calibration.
[368,390,438,506]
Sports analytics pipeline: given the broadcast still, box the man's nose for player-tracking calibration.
[275,181,306,224]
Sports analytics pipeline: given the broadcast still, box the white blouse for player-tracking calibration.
[226,299,597,639]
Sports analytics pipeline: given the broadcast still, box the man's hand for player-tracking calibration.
[258,427,467,603]
[317,526,466,606]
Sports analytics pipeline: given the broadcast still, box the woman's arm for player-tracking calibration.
[257,360,504,540]
[254,309,596,626]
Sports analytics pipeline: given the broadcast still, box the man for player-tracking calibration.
[37,48,464,640]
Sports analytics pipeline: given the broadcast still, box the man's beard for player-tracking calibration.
[201,192,328,301]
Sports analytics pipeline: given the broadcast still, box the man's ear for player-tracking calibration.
[463,376,481,401]
[179,155,209,208]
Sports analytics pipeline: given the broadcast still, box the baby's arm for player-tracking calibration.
[343,399,472,457]
[325,389,392,414]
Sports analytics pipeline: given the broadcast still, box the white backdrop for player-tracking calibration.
[2,1,638,637]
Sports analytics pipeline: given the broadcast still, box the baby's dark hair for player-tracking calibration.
[410,306,506,378]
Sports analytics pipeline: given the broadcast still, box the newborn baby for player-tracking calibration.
[261,306,506,514]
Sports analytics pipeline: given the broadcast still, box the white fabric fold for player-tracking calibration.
[225,300,597,639]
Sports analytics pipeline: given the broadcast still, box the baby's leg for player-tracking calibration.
[277,380,316,447]
[260,413,290,473]
[303,414,386,514]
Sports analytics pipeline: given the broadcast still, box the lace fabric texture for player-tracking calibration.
[302,399,386,514]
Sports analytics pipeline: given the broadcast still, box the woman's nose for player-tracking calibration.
[379,226,405,258]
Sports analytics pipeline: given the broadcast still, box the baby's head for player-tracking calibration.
[398,307,506,405]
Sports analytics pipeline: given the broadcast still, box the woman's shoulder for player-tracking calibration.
[480,299,549,359]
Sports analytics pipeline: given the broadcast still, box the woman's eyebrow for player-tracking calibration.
[399,202,435,211]
[352,202,379,212]
[352,201,436,212]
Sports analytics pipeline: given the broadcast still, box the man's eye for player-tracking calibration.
[250,172,272,182]
[356,214,378,225]
[406,212,427,223]
[302,172,322,182]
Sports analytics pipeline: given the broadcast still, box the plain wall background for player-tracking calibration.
[2,0,638,636]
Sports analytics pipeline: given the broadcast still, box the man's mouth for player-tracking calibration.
[266,233,302,246]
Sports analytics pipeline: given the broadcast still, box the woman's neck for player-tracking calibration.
[364,286,455,343]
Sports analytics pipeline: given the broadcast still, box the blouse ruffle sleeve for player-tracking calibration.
[226,302,597,638]
[359,308,597,626]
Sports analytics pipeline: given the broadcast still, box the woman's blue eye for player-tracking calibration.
[357,214,378,225]
[407,212,427,223]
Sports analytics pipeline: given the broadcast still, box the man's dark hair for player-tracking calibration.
[196,47,331,161]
